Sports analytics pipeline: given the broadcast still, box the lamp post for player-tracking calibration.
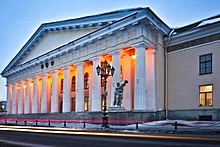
[96,60,115,128]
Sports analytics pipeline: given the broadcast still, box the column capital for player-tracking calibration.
[6,84,12,87]
[41,72,50,77]
[25,78,33,83]
[13,82,19,86]
[147,47,157,54]
[19,80,25,84]
[89,56,103,62]
[62,65,73,71]
[33,75,41,80]
[51,69,61,74]
[109,50,121,56]
[75,62,85,67]
[132,41,149,49]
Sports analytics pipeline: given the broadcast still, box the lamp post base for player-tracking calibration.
[101,111,109,128]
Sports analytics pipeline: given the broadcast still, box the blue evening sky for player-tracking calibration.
[0,0,219,101]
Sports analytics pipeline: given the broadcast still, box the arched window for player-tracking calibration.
[71,76,76,92]
[84,72,89,90]
[61,78,63,93]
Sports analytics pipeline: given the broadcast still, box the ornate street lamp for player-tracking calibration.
[96,60,115,128]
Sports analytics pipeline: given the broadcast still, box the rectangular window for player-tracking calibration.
[199,85,213,106]
[199,54,212,75]
[84,96,89,111]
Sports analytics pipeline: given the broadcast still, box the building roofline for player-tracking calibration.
[1,7,146,76]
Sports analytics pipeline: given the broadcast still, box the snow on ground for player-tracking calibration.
[2,119,220,131]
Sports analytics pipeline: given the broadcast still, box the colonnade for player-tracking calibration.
[6,43,157,114]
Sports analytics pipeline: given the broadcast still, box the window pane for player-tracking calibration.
[199,93,205,106]
[206,54,212,61]
[206,62,211,68]
[200,68,205,74]
[207,93,213,106]
[200,56,206,62]
[200,63,206,68]
[206,67,212,74]
[200,85,212,92]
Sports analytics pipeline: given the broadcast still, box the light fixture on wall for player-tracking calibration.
[132,54,136,59]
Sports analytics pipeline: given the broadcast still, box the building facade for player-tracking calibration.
[1,7,220,120]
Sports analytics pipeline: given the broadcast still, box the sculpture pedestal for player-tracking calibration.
[108,106,126,112]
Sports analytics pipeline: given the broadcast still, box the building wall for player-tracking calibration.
[168,41,220,111]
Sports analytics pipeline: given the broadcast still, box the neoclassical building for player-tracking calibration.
[1,7,220,120]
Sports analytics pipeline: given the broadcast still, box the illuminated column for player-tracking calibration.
[133,42,147,110]
[41,73,49,113]
[18,81,25,114]
[122,55,132,110]
[12,83,18,114]
[25,79,32,114]
[146,48,156,111]
[32,76,40,113]
[76,62,84,112]
[63,67,71,113]
[51,70,59,113]
[109,50,121,106]
[6,84,12,114]
[88,65,93,111]
[90,57,101,111]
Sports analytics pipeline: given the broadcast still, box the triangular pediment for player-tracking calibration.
[18,28,98,65]
[2,7,145,75]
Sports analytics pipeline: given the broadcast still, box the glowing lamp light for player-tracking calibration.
[132,55,136,59]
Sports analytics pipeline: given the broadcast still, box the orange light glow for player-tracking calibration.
[132,55,136,59]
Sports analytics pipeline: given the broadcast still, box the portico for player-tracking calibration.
[2,8,170,115]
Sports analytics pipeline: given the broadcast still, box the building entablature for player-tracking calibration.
[2,8,170,79]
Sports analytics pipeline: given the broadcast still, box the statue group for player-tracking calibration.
[113,80,128,106]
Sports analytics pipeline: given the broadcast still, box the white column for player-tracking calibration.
[51,70,59,113]
[90,57,101,111]
[63,67,71,113]
[146,48,156,111]
[133,42,147,110]
[88,65,93,111]
[76,62,84,112]
[25,79,32,114]
[12,83,18,114]
[32,76,40,113]
[109,50,121,106]
[123,55,132,110]
[41,73,49,113]
[18,81,24,114]
[6,84,12,114]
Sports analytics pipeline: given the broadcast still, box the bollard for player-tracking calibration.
[174,121,178,130]
[5,119,7,124]
[136,122,138,129]
[16,120,18,125]
[36,120,38,126]
[64,121,66,128]
[48,120,50,127]
[24,120,27,125]
[83,121,86,128]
